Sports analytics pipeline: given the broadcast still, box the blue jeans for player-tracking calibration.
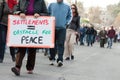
[107,38,113,48]
[50,28,66,62]
[86,34,93,46]
[91,35,94,43]
[0,24,7,60]
[80,35,85,45]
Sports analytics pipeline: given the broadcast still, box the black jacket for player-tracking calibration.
[16,0,48,16]
[0,2,16,25]
[86,27,94,35]
[68,16,80,32]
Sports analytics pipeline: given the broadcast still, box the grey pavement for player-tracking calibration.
[0,42,120,80]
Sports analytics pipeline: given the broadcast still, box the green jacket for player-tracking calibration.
[99,30,107,39]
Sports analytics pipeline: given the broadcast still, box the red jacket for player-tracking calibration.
[107,29,116,38]
[7,0,17,10]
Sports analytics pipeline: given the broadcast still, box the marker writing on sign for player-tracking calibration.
[13,30,38,35]
[21,36,43,44]
[13,19,49,26]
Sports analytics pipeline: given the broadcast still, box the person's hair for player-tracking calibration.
[71,4,79,16]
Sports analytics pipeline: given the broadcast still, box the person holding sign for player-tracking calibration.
[48,0,72,67]
[11,0,48,76]
[0,0,17,63]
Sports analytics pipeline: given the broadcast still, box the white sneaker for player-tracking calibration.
[50,60,55,65]
[57,61,63,67]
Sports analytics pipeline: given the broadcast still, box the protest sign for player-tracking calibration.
[7,15,55,48]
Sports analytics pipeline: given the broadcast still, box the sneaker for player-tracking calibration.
[65,57,70,60]
[57,61,63,67]
[11,67,20,76]
[27,70,33,74]
[50,60,55,65]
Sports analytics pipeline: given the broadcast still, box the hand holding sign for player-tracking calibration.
[7,15,55,48]
[34,13,40,18]
[20,13,26,19]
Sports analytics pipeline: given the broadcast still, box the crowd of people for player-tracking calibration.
[0,0,119,76]
[79,24,119,49]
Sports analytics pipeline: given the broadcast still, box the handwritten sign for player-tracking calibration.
[7,15,55,48]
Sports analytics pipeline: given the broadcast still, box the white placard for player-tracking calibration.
[7,15,55,48]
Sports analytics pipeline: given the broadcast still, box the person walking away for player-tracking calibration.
[99,27,107,48]
[90,27,95,45]
[86,26,95,46]
[11,0,48,76]
[64,4,80,60]
[93,28,97,43]
[107,26,116,49]
[0,0,17,63]
[48,0,72,67]
[80,25,86,45]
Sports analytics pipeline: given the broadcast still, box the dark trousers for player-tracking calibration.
[50,29,66,62]
[0,24,7,60]
[15,48,36,70]
[100,39,106,47]
[10,47,16,58]
[0,24,16,61]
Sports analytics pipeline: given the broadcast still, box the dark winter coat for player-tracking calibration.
[68,16,80,32]
[107,29,116,38]
[16,0,48,16]
[99,30,107,39]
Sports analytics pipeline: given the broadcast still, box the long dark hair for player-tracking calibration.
[71,4,79,16]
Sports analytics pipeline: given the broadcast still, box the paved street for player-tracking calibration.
[0,42,120,80]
